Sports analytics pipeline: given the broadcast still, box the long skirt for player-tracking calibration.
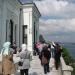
[2,55,16,75]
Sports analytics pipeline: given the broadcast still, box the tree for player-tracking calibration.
[39,34,45,43]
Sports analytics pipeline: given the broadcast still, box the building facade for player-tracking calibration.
[0,0,21,51]
[20,3,41,51]
[0,0,41,51]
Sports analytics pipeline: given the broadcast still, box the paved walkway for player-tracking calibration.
[15,56,61,75]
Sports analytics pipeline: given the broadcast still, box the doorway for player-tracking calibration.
[22,25,27,44]
[9,20,13,45]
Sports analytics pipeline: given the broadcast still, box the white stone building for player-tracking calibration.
[20,3,41,51]
[0,0,41,51]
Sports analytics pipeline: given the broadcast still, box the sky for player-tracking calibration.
[20,0,75,43]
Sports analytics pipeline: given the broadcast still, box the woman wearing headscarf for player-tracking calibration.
[0,42,15,75]
[17,44,32,75]
[39,45,51,74]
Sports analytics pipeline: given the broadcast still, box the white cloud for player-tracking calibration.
[35,0,75,18]
[40,18,75,32]
[34,0,75,42]
[39,18,75,42]
[20,0,75,42]
[62,0,75,3]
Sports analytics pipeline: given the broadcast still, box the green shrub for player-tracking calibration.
[62,47,75,75]
[62,47,72,65]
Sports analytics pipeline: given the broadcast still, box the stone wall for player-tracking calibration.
[0,0,4,50]
[0,0,21,50]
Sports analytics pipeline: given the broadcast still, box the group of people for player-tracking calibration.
[0,42,31,75]
[0,41,62,75]
[35,42,62,74]
[34,42,43,55]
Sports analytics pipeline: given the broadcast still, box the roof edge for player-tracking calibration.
[23,3,41,17]
[17,1,41,17]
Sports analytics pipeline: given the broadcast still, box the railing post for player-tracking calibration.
[60,56,73,75]
[62,65,73,75]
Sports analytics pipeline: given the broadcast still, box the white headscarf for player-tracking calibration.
[1,42,11,55]
[3,42,11,48]
[21,44,27,52]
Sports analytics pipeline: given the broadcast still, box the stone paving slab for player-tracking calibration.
[15,56,60,75]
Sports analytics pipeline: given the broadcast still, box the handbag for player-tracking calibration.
[18,52,27,66]
[18,61,23,66]
[18,58,24,66]
[41,55,48,65]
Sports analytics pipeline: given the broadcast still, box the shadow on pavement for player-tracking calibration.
[29,72,38,75]
[15,71,38,75]
[15,72,20,75]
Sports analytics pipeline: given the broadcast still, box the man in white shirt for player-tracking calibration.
[51,42,55,57]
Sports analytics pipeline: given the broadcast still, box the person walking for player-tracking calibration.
[34,42,39,55]
[51,41,56,58]
[1,42,15,75]
[17,44,32,75]
[54,43,62,70]
[33,43,37,56]
[11,41,17,54]
[39,45,51,74]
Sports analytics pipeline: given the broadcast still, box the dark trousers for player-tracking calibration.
[33,50,36,56]
[20,69,28,75]
[43,63,50,74]
[55,58,60,70]
[36,48,39,55]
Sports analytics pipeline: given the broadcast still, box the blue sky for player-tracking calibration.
[20,0,75,43]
